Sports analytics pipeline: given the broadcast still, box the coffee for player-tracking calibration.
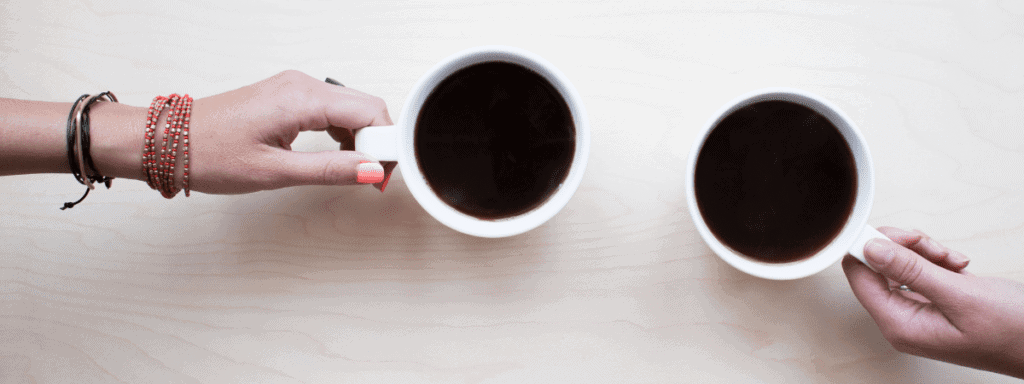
[694,100,857,263]
[414,61,576,220]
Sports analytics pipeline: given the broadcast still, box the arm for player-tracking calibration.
[0,70,394,193]
[0,98,145,179]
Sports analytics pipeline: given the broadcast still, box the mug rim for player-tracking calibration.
[395,45,590,238]
[685,88,875,280]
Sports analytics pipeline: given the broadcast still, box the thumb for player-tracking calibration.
[863,238,964,304]
[268,149,385,188]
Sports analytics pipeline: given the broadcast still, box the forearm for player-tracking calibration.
[0,97,147,180]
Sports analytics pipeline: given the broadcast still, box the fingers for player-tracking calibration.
[258,71,397,190]
[842,256,926,336]
[319,82,393,131]
[877,227,970,272]
[319,79,392,149]
[862,238,966,305]
[264,70,393,133]
[265,149,385,188]
[909,229,970,271]
[330,128,355,151]
[843,255,899,314]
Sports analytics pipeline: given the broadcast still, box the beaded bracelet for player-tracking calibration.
[143,95,172,191]
[180,96,193,197]
[144,93,193,199]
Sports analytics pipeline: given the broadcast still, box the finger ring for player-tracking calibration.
[898,285,911,291]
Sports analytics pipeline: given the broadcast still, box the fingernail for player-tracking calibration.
[864,239,895,267]
[893,228,923,245]
[948,250,970,268]
[357,161,385,184]
[922,238,946,257]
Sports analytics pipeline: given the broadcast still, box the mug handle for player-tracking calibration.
[354,125,400,161]
[847,225,889,272]
[324,77,401,162]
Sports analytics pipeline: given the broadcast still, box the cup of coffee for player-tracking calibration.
[685,88,887,280]
[353,46,589,238]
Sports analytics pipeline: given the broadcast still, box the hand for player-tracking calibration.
[843,226,1024,378]
[186,70,396,194]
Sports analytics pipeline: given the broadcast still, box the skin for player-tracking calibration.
[844,226,1024,378]
[0,70,395,193]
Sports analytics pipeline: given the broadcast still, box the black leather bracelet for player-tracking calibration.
[81,91,118,188]
[62,91,118,210]
[65,94,90,186]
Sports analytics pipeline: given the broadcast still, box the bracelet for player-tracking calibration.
[181,95,192,197]
[81,92,118,189]
[157,94,181,197]
[144,93,193,199]
[143,96,172,191]
[61,91,119,210]
[65,94,89,187]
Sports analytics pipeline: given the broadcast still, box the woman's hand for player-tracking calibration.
[843,226,1024,378]
[185,70,395,194]
[1,70,395,202]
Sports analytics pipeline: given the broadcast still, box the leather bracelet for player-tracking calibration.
[65,94,90,185]
[80,91,118,188]
[61,91,119,210]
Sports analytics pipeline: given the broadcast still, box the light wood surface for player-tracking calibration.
[2,1,1023,382]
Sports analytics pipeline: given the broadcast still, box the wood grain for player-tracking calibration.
[1,0,1022,382]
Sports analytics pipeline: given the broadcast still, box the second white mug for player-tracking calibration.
[686,88,887,280]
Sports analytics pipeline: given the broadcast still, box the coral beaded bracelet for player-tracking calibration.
[143,93,193,198]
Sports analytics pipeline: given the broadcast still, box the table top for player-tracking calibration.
[2,1,1023,382]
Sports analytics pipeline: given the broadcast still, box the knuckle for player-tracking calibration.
[274,69,306,82]
[317,156,349,185]
[877,226,899,238]
[899,255,925,287]
[368,95,388,115]
[271,71,313,95]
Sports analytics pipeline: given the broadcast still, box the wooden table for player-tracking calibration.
[2,1,1022,382]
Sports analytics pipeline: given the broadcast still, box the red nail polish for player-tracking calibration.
[357,161,385,184]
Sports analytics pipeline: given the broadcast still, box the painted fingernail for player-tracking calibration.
[357,161,385,184]
[865,239,895,267]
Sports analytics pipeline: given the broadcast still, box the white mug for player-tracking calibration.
[354,46,590,238]
[685,88,887,280]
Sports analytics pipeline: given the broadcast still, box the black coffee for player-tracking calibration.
[414,61,576,220]
[694,100,857,263]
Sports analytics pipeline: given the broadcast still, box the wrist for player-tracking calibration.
[88,101,148,181]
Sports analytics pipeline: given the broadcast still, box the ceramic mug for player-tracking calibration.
[685,88,886,280]
[354,46,590,238]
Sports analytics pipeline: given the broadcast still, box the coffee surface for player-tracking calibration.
[415,61,575,220]
[694,100,857,263]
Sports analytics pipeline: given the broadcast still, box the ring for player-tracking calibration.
[898,285,911,291]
